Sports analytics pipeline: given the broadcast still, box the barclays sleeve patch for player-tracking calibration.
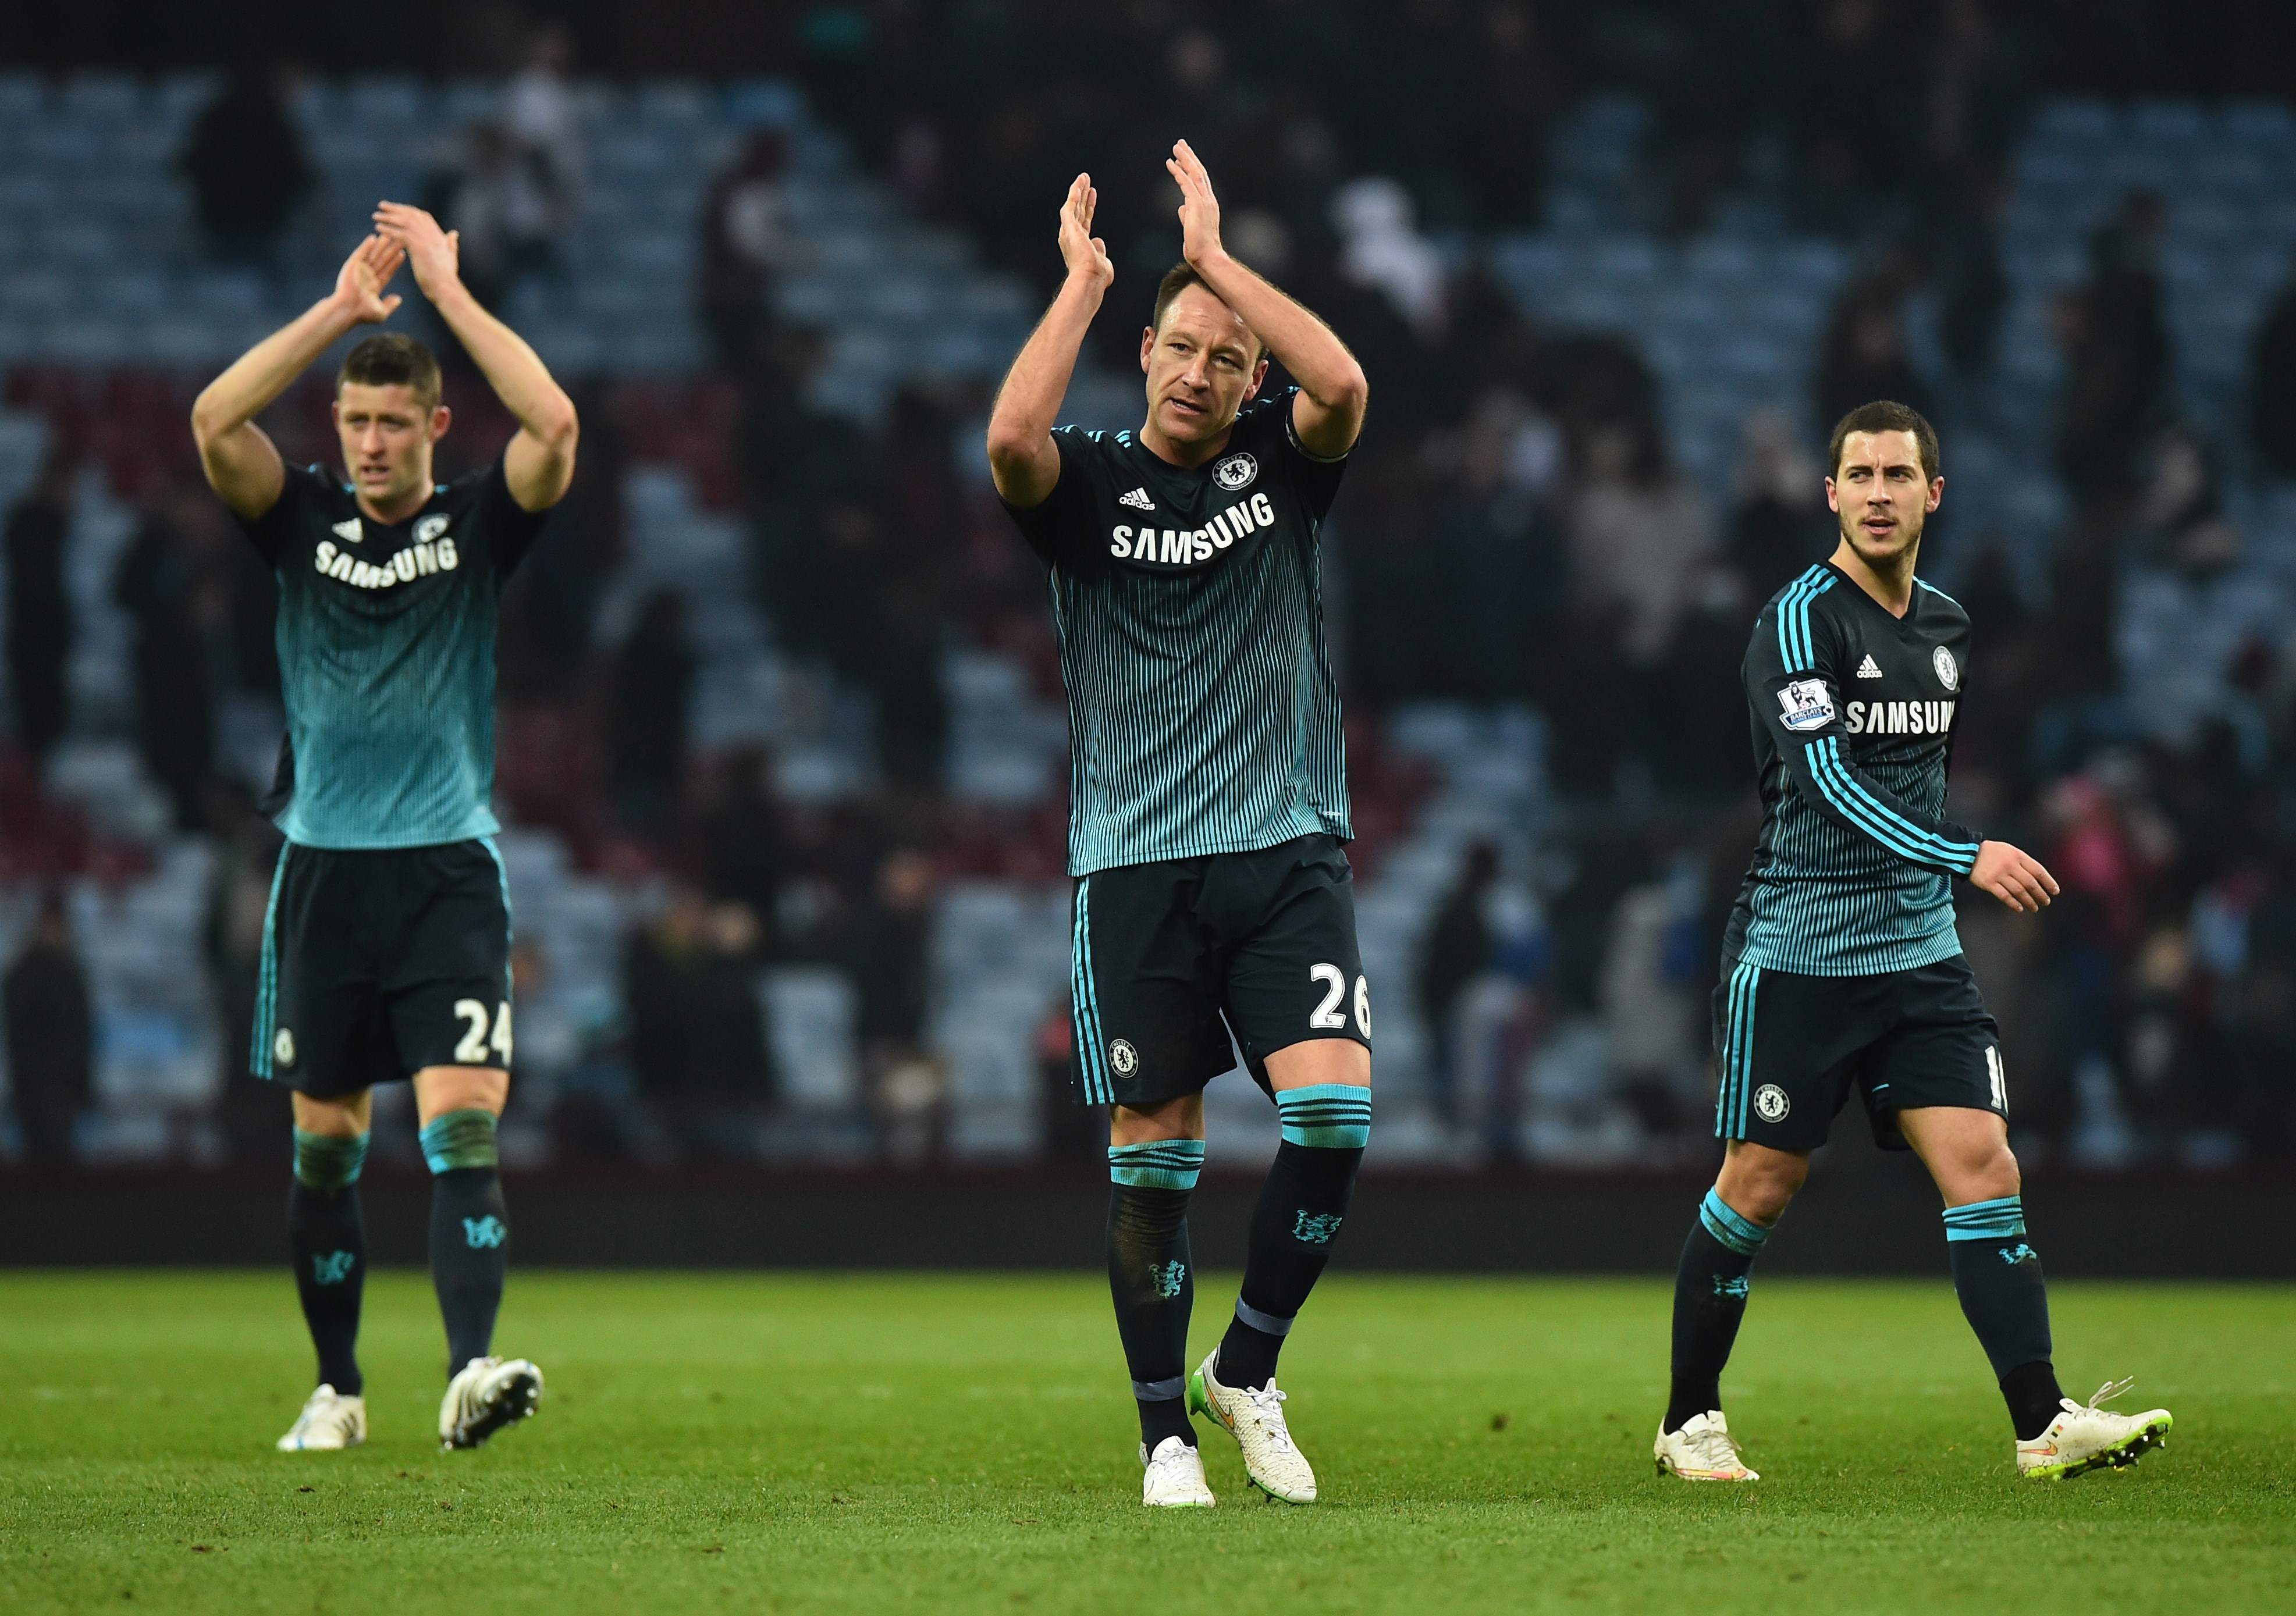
[1776,678,1836,732]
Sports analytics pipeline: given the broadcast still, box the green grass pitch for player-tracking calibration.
[1,1272,2289,1614]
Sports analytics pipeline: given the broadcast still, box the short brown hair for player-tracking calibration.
[1151,263,1265,362]
[338,332,442,412]
[1828,399,1940,482]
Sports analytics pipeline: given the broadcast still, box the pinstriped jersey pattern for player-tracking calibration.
[1730,563,1978,977]
[1008,392,1352,877]
[239,460,545,850]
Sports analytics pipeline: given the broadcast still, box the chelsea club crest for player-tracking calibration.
[1211,452,1257,491]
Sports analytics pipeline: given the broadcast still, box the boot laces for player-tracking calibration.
[1683,1418,1747,1472]
[1237,1384,1298,1455]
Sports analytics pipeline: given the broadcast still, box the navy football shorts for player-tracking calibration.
[1711,953,2006,1152]
[252,839,514,1098]
[1069,834,1370,1109]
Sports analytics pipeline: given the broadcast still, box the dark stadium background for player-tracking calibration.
[0,0,2292,1275]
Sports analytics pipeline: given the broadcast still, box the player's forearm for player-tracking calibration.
[987,276,1100,482]
[191,296,359,446]
[1186,249,1367,415]
[428,283,577,447]
[1785,749,1980,877]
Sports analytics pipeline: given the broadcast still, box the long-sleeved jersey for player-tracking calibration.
[1721,561,1982,976]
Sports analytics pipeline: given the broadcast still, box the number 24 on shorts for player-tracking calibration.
[1308,963,1371,1039]
[452,999,514,1066]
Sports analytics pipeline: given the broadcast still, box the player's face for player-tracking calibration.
[1826,429,1942,566]
[1140,285,1268,447]
[334,382,451,512]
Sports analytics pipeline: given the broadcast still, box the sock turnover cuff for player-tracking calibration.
[1108,1139,1206,1190]
[418,1108,500,1174]
[1275,1083,1371,1148]
[1233,1296,1295,1337]
[1698,1188,1771,1257]
[292,1129,370,1191]
[1943,1194,2027,1242]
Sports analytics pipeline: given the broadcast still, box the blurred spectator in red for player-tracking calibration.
[5,451,75,773]
[5,891,91,1165]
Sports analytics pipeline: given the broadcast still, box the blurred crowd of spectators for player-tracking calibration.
[6,1,2296,1172]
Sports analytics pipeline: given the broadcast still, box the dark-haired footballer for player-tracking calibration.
[988,142,1370,1509]
[1654,401,2171,1485]
[191,208,577,1453]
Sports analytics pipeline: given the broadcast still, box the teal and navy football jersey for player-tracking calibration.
[1003,389,1352,877]
[1723,562,1982,976]
[237,456,547,849]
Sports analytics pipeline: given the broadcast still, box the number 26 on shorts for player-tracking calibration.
[1308,963,1372,1039]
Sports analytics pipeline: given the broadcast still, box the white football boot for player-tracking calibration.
[438,1356,544,1450]
[277,1384,367,1451]
[1188,1348,1317,1503]
[2017,1379,2172,1480]
[1654,1411,1759,1481]
[1140,1435,1217,1507]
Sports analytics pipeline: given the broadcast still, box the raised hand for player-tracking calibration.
[372,202,464,302]
[1165,140,1225,269]
[333,234,406,325]
[1057,173,1114,294]
[1970,840,2060,914]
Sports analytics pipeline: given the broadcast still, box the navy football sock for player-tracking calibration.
[1217,1085,1370,1391]
[1665,1188,1772,1433]
[1943,1196,2061,1440]
[422,1110,508,1377]
[1107,1141,1204,1450]
[287,1130,369,1396]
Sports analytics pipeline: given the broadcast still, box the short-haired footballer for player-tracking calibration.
[1656,401,2172,1484]
[987,143,1371,1508]
[192,210,577,1453]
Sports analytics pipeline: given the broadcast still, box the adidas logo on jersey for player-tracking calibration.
[332,518,363,544]
[1856,654,1883,678]
[1118,487,1156,511]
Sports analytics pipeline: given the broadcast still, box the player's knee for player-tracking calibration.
[1716,1149,1805,1225]
[1110,1095,1202,1147]
[1955,1140,2020,1203]
[292,1127,370,1192]
[418,1108,499,1174]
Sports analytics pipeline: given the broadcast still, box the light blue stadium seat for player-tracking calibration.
[61,74,140,123]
